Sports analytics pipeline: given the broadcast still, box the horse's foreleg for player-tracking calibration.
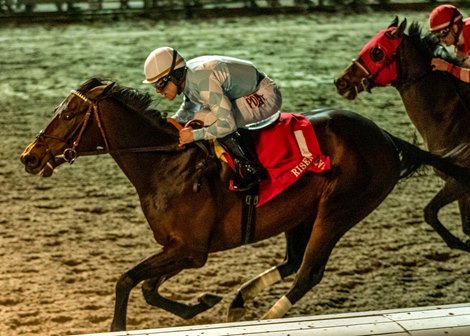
[424,179,470,252]
[458,196,470,236]
[227,225,310,322]
[112,272,135,331]
[111,245,197,331]
[142,276,222,319]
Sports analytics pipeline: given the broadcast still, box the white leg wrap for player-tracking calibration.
[262,295,292,320]
[258,267,282,288]
[240,267,282,300]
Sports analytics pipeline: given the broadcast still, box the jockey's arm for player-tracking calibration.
[191,76,237,142]
[191,94,237,141]
[431,57,470,82]
[172,95,201,123]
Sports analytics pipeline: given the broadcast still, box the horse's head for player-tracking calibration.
[335,17,407,100]
[20,79,113,177]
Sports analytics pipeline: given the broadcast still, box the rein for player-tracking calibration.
[61,90,184,162]
[394,65,433,90]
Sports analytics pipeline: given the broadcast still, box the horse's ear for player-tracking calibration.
[102,82,116,96]
[387,18,407,39]
[397,18,407,34]
[88,82,115,100]
[388,16,399,28]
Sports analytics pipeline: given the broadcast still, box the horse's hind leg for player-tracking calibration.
[261,192,378,320]
[424,178,470,252]
[142,276,222,320]
[261,218,339,319]
[227,223,311,322]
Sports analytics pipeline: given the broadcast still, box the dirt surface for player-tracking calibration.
[1,10,470,336]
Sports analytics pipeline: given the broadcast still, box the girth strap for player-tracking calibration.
[168,116,259,237]
[241,188,259,244]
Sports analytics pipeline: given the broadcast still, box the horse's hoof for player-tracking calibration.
[197,293,222,307]
[464,239,470,249]
[227,307,245,322]
[462,222,470,236]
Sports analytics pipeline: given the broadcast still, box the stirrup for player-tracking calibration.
[231,170,261,192]
[231,179,259,192]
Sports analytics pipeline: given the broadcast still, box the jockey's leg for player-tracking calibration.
[218,131,263,191]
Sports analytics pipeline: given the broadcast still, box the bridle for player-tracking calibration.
[61,90,110,163]
[38,89,185,165]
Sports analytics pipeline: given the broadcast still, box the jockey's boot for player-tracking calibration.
[219,131,264,192]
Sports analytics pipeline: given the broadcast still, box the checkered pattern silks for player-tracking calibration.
[172,55,282,141]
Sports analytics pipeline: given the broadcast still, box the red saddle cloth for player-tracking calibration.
[252,113,330,207]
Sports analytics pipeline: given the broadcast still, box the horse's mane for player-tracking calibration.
[407,21,465,67]
[77,77,168,127]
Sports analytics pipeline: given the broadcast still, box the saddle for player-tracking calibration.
[186,113,331,206]
[176,113,330,244]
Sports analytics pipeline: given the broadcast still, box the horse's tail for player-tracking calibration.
[386,131,470,187]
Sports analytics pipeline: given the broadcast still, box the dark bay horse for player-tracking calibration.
[20,78,470,331]
[335,17,470,253]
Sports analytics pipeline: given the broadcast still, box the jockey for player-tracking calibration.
[143,46,282,191]
[429,4,470,81]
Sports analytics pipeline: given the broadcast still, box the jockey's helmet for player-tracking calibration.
[143,47,186,85]
[429,4,463,32]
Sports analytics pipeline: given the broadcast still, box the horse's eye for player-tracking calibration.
[62,113,74,121]
[369,46,384,62]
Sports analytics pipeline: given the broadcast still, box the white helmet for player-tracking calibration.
[143,47,186,84]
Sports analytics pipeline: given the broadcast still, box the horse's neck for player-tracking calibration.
[398,82,458,151]
[397,42,470,151]
[100,101,184,192]
[398,38,428,82]
[112,148,196,197]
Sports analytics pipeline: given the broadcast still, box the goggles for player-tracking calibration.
[152,76,169,90]
[433,26,452,38]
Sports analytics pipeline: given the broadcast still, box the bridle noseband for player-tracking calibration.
[352,58,376,93]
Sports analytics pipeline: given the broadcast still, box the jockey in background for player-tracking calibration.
[429,4,470,82]
[143,47,282,191]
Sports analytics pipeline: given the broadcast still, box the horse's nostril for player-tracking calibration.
[334,78,348,90]
[21,153,38,168]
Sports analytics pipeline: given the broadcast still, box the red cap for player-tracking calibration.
[429,4,463,31]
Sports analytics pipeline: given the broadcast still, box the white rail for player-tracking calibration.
[75,302,470,336]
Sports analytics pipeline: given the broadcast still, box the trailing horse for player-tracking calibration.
[335,17,470,252]
[20,78,470,331]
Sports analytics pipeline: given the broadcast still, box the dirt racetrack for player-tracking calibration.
[1,9,470,336]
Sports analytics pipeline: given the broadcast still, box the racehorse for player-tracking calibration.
[334,17,470,253]
[20,78,470,331]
